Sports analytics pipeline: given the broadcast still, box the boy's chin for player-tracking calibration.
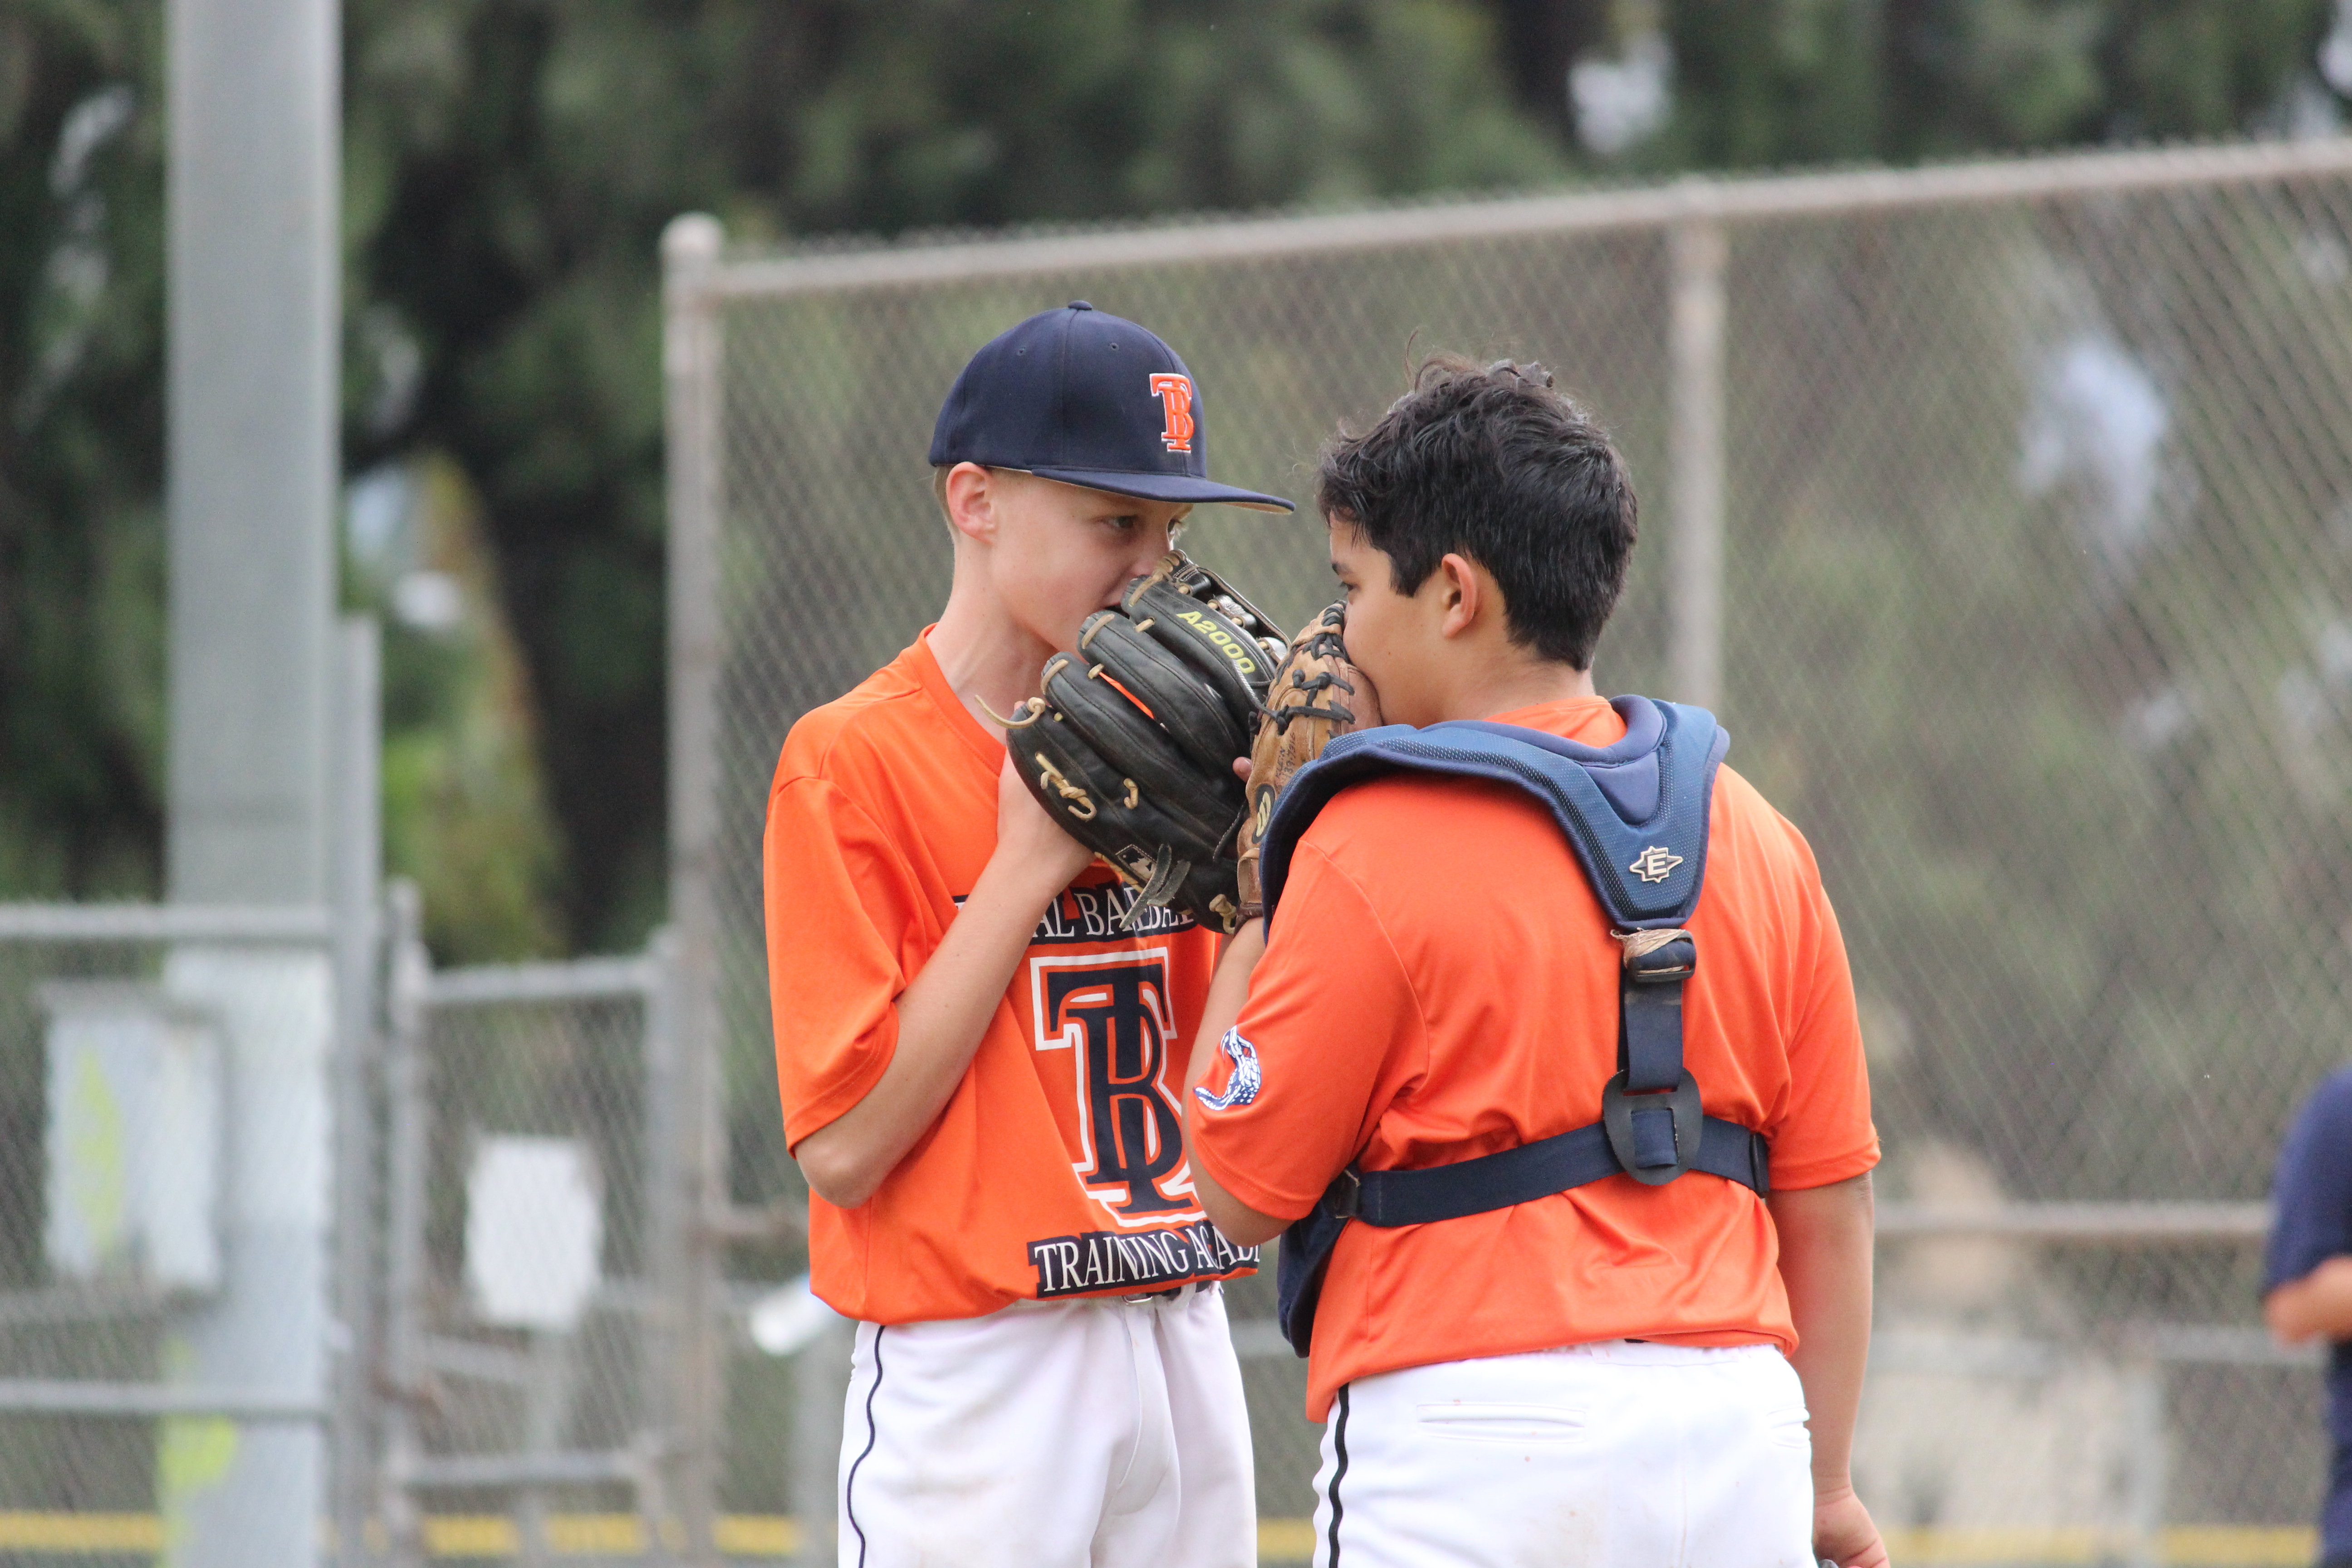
[1003,603,1087,656]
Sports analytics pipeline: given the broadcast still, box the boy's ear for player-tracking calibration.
[942,461,996,544]
[1436,552,1483,640]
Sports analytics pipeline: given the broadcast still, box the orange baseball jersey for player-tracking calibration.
[764,632,1258,1324]
[1188,696,1878,1420]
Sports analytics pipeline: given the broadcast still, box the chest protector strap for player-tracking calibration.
[1255,698,1768,1357]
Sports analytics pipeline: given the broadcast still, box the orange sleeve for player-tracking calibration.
[764,773,922,1150]
[1761,828,1880,1190]
[1190,842,1426,1220]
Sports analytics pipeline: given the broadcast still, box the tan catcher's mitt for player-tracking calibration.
[1003,552,1288,933]
[1234,602,1384,920]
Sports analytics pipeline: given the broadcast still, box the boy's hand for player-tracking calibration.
[995,755,1095,892]
[1811,1483,1889,1568]
[2265,1254,2352,1344]
[1235,602,1382,919]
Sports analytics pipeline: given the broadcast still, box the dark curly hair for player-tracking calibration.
[1315,355,1637,671]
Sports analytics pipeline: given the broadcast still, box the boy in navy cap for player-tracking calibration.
[2266,1064,2352,1568]
[764,304,1284,1567]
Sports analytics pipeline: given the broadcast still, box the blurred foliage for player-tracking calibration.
[1498,1,2340,170]
[0,5,164,900]
[1656,0,2338,169]
[0,0,2347,957]
[346,454,565,962]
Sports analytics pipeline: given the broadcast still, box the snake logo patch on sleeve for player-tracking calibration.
[1191,1028,1261,1112]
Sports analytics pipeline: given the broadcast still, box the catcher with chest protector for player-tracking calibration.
[1183,357,1886,1568]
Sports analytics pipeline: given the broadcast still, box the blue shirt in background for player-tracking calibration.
[2266,1064,2352,1559]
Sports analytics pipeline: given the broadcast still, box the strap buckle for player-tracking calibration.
[1325,1167,1362,1220]
[1615,927,1695,985]
[1599,1069,1703,1186]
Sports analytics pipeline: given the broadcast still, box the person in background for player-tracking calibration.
[2266,1063,2352,1568]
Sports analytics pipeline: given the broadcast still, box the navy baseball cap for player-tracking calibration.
[928,303,1294,513]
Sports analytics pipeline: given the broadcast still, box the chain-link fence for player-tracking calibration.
[374,892,688,1564]
[0,895,750,1567]
[0,907,347,1563]
[4,135,2349,1568]
[667,137,2352,1564]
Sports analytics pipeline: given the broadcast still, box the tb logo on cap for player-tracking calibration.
[1148,373,1196,453]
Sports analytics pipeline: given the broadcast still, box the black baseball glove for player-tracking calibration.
[1003,552,1287,933]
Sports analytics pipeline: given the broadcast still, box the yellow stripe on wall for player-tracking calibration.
[1257,1517,1319,1558]
[1266,1525,2323,1566]
[0,1511,783,1558]
[417,1514,518,1557]
[711,1515,799,1556]
[0,1514,165,1552]
[0,1511,2321,1563]
[1875,1525,2319,1567]
[2162,1527,2320,1567]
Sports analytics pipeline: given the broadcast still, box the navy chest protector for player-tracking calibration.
[1257,697,1769,1358]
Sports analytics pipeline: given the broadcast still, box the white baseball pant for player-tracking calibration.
[1310,1339,1816,1568]
[836,1284,1255,1568]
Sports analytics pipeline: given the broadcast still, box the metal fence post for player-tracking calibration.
[516,1330,575,1568]
[642,925,691,1561]
[664,212,729,1563]
[163,0,341,1555]
[1667,194,1728,714]
[2123,1356,2168,1568]
[377,881,430,1568]
[331,617,384,1563]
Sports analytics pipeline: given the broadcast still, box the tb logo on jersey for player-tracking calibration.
[1148,373,1196,453]
[1033,953,1194,1221]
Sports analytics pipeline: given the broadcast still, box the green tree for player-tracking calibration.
[1673,0,2337,168]
[0,3,164,899]
[1480,0,2337,171]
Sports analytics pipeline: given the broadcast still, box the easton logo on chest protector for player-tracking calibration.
[1629,844,1684,884]
[1032,954,1194,1220]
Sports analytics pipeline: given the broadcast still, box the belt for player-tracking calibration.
[1122,1281,1210,1304]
